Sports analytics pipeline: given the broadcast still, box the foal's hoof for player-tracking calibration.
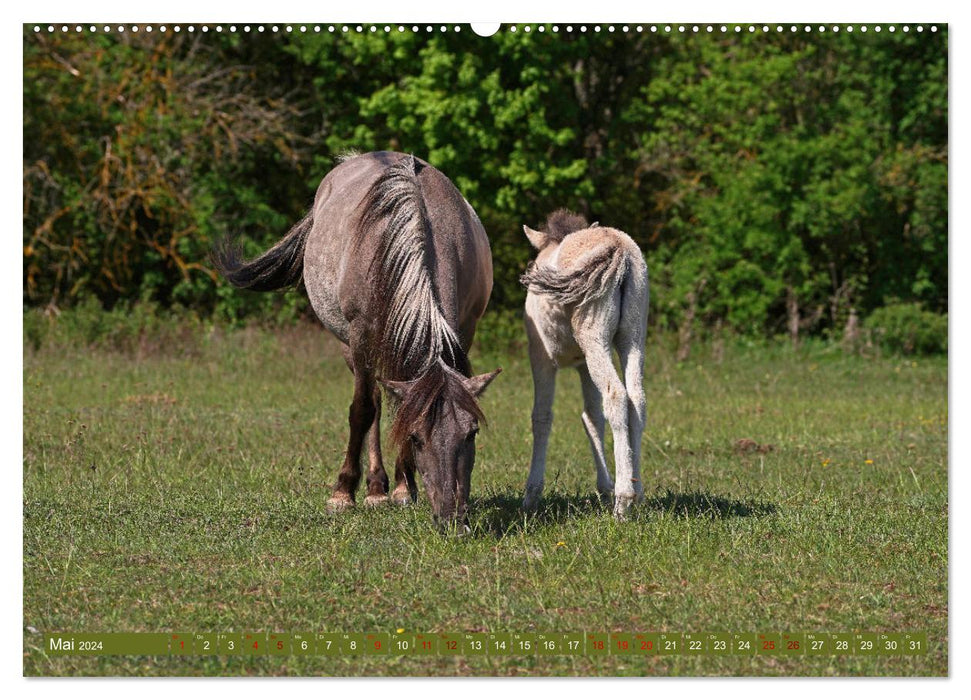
[613,492,638,520]
[522,484,544,512]
[364,494,390,508]
[326,495,355,514]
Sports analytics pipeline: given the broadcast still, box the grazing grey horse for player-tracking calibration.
[519,210,649,519]
[214,151,500,530]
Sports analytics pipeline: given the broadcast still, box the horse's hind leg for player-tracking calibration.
[578,365,614,499]
[364,386,390,506]
[391,442,418,506]
[328,366,376,512]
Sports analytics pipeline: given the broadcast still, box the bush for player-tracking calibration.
[865,303,947,356]
[23,296,210,357]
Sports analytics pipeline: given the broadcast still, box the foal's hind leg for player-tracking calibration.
[364,386,390,507]
[616,334,646,502]
[578,365,614,499]
[574,321,635,518]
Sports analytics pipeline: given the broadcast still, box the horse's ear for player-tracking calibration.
[523,225,550,251]
[378,378,410,401]
[464,368,502,397]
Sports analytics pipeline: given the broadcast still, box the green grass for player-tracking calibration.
[23,323,948,676]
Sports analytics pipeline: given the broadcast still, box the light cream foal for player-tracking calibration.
[520,210,649,519]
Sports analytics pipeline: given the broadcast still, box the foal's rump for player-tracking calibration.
[521,227,642,310]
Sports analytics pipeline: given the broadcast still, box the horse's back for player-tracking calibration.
[302,152,491,348]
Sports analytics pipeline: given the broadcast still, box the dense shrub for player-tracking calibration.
[865,303,947,356]
[23,28,947,340]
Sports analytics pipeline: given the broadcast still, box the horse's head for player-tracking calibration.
[382,363,501,534]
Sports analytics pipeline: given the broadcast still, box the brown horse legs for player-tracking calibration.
[329,369,378,510]
[363,386,391,505]
[391,441,419,506]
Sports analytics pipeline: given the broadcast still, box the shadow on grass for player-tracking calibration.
[469,489,778,538]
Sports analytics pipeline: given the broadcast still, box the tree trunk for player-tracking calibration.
[787,286,800,349]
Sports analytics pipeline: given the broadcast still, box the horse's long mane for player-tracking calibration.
[356,155,469,380]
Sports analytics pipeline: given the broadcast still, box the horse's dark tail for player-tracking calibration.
[211,212,313,291]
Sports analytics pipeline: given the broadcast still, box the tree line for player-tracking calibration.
[23,26,947,345]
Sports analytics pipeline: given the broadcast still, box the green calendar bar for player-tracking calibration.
[781,632,805,655]
[45,633,169,656]
[658,632,682,655]
[438,633,461,655]
[413,633,438,655]
[903,632,928,655]
[683,632,705,655]
[610,632,634,655]
[830,632,853,655]
[733,633,756,654]
[805,632,828,656]
[315,633,341,656]
[291,632,315,655]
[488,632,512,655]
[585,632,608,655]
[706,633,731,656]
[217,632,242,655]
[242,632,265,655]
[633,633,659,655]
[39,631,930,656]
[463,633,488,656]
[511,632,537,655]
[365,632,390,655]
[267,632,289,656]
[171,633,193,656]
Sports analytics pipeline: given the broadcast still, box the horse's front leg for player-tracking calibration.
[364,385,390,506]
[523,318,557,511]
[391,441,418,506]
[328,365,377,512]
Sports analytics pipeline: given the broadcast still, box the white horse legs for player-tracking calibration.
[617,338,646,503]
[580,343,636,518]
[522,353,556,510]
[578,366,614,497]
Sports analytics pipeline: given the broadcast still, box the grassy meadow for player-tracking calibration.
[22,321,948,676]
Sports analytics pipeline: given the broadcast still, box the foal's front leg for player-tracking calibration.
[523,331,557,511]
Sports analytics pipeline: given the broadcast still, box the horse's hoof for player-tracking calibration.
[390,488,414,506]
[326,495,354,513]
[364,494,390,508]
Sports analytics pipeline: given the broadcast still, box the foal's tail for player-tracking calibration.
[211,212,313,292]
[520,243,633,308]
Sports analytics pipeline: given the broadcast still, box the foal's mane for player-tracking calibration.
[543,209,591,243]
[356,155,469,380]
